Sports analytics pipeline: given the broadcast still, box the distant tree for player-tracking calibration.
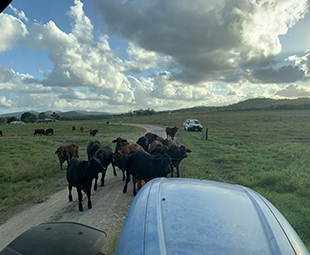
[51,112,60,120]
[7,116,18,123]
[21,112,38,123]
[38,112,47,120]
[0,117,7,125]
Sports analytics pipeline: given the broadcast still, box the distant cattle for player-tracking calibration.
[89,129,99,136]
[87,140,101,160]
[144,132,159,145]
[67,157,104,211]
[34,129,45,136]
[55,143,79,170]
[80,127,84,133]
[166,126,179,140]
[112,137,129,152]
[167,141,191,177]
[122,150,172,196]
[113,143,144,181]
[72,126,76,131]
[45,128,54,136]
[93,145,116,189]
[0,130,2,137]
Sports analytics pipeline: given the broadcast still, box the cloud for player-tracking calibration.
[0,13,28,52]
[94,0,308,84]
[275,84,310,97]
[9,5,28,22]
[248,65,305,84]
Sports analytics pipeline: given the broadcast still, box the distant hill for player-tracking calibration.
[173,98,310,113]
[2,98,310,118]
[0,110,112,118]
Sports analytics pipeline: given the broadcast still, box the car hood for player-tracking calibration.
[115,178,309,255]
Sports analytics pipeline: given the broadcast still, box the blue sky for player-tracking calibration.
[0,0,310,114]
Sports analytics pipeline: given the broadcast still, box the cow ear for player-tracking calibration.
[186,149,192,153]
[112,140,116,143]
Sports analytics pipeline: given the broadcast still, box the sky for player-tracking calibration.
[1,0,310,115]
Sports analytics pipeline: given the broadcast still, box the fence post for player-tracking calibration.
[205,128,208,140]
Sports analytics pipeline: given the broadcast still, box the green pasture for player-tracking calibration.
[0,110,310,251]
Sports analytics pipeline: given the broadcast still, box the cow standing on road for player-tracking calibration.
[122,150,172,196]
[166,126,178,140]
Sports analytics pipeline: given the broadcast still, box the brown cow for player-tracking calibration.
[55,143,79,170]
[167,141,191,177]
[87,140,101,160]
[166,126,178,140]
[45,128,54,135]
[89,129,98,136]
[112,137,129,152]
[148,140,168,155]
[0,130,2,137]
[144,132,159,144]
[113,143,144,181]
[80,127,84,133]
[34,129,45,136]
[72,126,76,131]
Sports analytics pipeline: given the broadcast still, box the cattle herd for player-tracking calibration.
[55,126,191,211]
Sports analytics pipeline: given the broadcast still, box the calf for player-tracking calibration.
[34,129,45,136]
[122,150,172,196]
[89,129,99,136]
[112,137,129,152]
[67,157,104,211]
[72,126,76,131]
[87,140,101,160]
[166,126,178,140]
[113,143,144,181]
[167,141,191,177]
[45,128,54,136]
[80,126,84,133]
[55,143,79,169]
[93,145,116,189]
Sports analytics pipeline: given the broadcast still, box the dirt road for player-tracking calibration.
[0,124,166,254]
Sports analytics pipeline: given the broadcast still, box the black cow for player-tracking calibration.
[66,157,104,211]
[136,136,148,151]
[93,145,116,189]
[34,129,45,136]
[122,150,172,196]
[45,128,54,135]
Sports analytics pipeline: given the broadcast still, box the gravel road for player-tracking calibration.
[0,124,166,254]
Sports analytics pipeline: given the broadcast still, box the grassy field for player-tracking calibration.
[1,110,310,251]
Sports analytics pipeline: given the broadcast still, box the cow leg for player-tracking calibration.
[86,190,92,209]
[170,165,174,177]
[112,164,117,176]
[60,161,63,170]
[123,171,130,193]
[137,179,142,190]
[77,187,83,211]
[101,171,106,186]
[122,170,125,181]
[133,177,137,196]
[68,184,73,202]
[177,165,180,177]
